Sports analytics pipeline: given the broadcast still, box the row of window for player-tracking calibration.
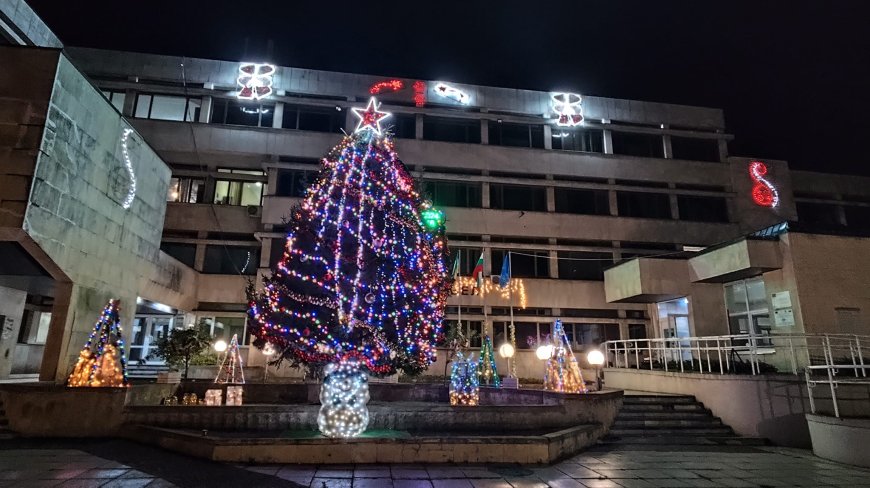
[169,170,267,206]
[796,201,870,229]
[115,90,721,160]
[449,320,625,349]
[160,242,259,275]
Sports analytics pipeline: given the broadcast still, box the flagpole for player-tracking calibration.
[508,251,516,379]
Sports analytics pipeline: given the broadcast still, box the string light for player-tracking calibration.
[120,128,137,209]
[237,62,276,100]
[318,359,370,437]
[749,161,779,207]
[351,97,391,135]
[449,351,479,406]
[67,299,129,388]
[413,81,427,107]
[215,334,245,384]
[434,82,469,104]
[551,93,584,127]
[369,79,404,94]
[478,335,500,387]
[543,319,588,394]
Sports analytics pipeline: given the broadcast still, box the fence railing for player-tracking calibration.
[604,333,869,376]
[805,364,870,418]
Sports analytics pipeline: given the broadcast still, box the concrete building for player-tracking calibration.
[3,0,870,382]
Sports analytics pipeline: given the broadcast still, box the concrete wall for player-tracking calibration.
[0,0,62,48]
[806,414,870,468]
[604,368,870,447]
[0,285,27,377]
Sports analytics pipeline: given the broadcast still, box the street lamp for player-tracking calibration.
[213,340,228,353]
[262,343,276,383]
[535,344,553,360]
[498,343,517,387]
[587,349,605,391]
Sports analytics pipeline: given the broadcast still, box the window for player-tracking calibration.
[160,242,196,267]
[554,188,610,215]
[552,128,603,153]
[677,195,729,222]
[423,116,481,143]
[488,122,544,148]
[572,323,620,346]
[211,98,274,127]
[167,177,205,203]
[557,251,612,281]
[388,113,417,139]
[203,246,259,275]
[671,136,720,162]
[796,202,843,227]
[269,238,286,268]
[423,180,482,208]
[845,206,870,229]
[282,104,344,133]
[200,316,250,345]
[628,324,647,340]
[611,131,664,158]
[276,169,316,197]
[492,249,550,278]
[214,171,267,206]
[134,94,200,121]
[724,277,770,342]
[17,310,51,345]
[101,90,126,112]
[490,184,547,211]
[617,191,672,219]
[449,247,482,276]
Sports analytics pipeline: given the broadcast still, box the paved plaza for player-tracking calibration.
[2,439,869,488]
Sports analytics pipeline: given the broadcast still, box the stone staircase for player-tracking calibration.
[127,363,171,381]
[604,394,766,446]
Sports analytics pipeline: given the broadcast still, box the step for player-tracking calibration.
[621,403,708,412]
[623,395,696,404]
[600,435,767,446]
[613,419,723,429]
[618,411,713,420]
[609,427,734,436]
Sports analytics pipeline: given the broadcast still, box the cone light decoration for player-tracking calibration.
[67,299,129,388]
[543,319,588,394]
[478,335,500,387]
[449,351,480,406]
[215,334,245,384]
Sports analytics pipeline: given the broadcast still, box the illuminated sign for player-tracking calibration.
[413,81,426,107]
[551,92,583,127]
[237,62,275,100]
[369,79,404,94]
[434,82,469,104]
[352,97,391,135]
[120,128,137,209]
[749,161,779,207]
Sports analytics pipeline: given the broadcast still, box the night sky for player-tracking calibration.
[28,0,870,175]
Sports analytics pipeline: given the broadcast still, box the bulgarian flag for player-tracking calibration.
[471,251,485,289]
[452,249,461,278]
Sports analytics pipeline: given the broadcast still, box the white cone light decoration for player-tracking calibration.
[318,359,370,438]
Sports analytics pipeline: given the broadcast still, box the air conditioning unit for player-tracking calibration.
[246,205,262,218]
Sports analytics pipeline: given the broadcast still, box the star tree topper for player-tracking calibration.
[352,97,391,135]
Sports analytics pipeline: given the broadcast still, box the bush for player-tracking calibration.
[152,322,213,379]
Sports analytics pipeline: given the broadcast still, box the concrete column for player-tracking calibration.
[122,89,136,117]
[543,125,553,150]
[481,182,491,208]
[482,235,492,275]
[203,166,217,204]
[669,183,680,220]
[545,175,555,212]
[195,231,208,272]
[836,200,848,226]
[549,250,559,279]
[617,310,629,340]
[415,114,424,139]
[662,133,673,159]
[0,286,27,379]
[38,281,73,382]
[608,179,618,216]
[602,120,614,154]
[481,119,489,145]
[267,168,278,194]
[259,238,272,268]
[199,96,212,123]
[612,241,622,262]
[272,102,284,129]
[718,139,729,162]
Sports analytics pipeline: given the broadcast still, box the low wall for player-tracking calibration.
[806,414,870,468]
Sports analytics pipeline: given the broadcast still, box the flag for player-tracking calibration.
[452,249,461,278]
[499,252,511,289]
[471,252,485,289]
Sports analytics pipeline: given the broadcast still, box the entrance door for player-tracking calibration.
[656,298,692,362]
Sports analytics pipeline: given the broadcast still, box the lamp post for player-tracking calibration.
[535,344,553,361]
[213,339,228,353]
[262,343,276,383]
[498,343,517,388]
[587,349,605,391]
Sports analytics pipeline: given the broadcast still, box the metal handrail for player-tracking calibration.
[604,333,869,376]
[805,364,870,418]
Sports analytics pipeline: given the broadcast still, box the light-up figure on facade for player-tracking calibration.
[237,63,276,100]
[552,92,584,127]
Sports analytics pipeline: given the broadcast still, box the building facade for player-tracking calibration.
[2,0,870,382]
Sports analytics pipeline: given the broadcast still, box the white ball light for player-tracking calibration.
[587,349,605,366]
[213,340,228,353]
[498,343,515,358]
[318,360,370,438]
[535,344,553,360]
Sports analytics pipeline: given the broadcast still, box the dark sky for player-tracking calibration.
[29,0,870,175]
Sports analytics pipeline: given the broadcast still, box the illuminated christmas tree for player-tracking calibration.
[248,97,451,437]
[478,335,500,387]
[215,334,245,384]
[67,299,129,387]
[449,351,479,406]
[543,320,588,394]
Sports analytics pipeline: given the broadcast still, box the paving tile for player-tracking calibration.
[608,480,656,488]
[578,480,623,488]
[469,480,511,488]
[100,480,153,488]
[316,469,355,479]
[143,481,178,488]
[431,480,474,488]
[246,466,282,475]
[354,469,391,478]
[553,465,603,479]
[546,480,585,488]
[392,468,430,479]
[504,479,548,488]
[462,469,501,479]
[79,470,129,480]
[427,468,467,479]
[353,479,394,488]
[311,479,353,488]
[392,480,434,488]
[56,480,108,488]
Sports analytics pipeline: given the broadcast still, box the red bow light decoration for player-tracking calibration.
[237,63,276,100]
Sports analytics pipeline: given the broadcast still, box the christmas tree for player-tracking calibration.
[248,97,451,376]
[67,299,129,387]
[543,320,588,394]
[449,351,479,406]
[478,335,500,387]
[215,333,245,384]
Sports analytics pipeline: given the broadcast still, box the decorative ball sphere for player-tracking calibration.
[498,343,515,358]
[365,293,376,304]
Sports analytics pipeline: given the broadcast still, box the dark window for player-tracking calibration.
[552,128,604,153]
[203,246,259,275]
[677,195,729,222]
[423,116,481,143]
[269,238,286,268]
[796,202,843,227]
[490,184,547,211]
[281,104,344,133]
[562,309,621,319]
[276,169,316,197]
[101,90,126,112]
[167,177,205,203]
[514,322,540,349]
[575,323,620,345]
[557,251,612,281]
[671,136,721,162]
[611,131,664,158]
[554,188,610,215]
[134,94,200,121]
[617,191,672,219]
[423,180,482,208]
[388,113,416,139]
[492,250,550,278]
[450,247,482,276]
[488,122,544,148]
[628,324,647,340]
[211,99,274,127]
[160,242,196,268]
[845,206,870,228]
